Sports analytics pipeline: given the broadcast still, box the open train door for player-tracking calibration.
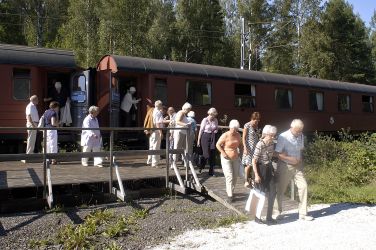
[70,70,91,128]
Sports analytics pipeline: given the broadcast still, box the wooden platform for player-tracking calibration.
[0,156,298,216]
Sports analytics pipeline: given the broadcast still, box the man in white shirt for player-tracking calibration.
[147,100,164,168]
[274,119,313,221]
[120,87,141,127]
[25,95,39,157]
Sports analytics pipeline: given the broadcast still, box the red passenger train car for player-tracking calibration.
[97,55,376,134]
[1,44,376,152]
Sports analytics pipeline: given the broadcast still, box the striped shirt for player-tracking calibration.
[253,140,274,165]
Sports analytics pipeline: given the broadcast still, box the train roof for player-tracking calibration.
[103,55,376,95]
[0,44,77,69]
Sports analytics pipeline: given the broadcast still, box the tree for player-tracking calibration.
[371,10,376,82]
[301,0,374,83]
[173,0,227,65]
[0,0,26,44]
[146,0,177,60]
[13,0,67,47]
[98,0,153,57]
[56,0,100,68]
[262,0,297,74]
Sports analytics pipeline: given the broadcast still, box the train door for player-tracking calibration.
[110,75,120,127]
[118,77,139,127]
[70,70,90,127]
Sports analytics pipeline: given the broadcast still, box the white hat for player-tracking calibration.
[129,87,136,92]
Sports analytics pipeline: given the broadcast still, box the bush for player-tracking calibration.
[304,132,376,204]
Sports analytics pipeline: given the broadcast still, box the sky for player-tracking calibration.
[343,0,376,26]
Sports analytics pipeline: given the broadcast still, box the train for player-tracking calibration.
[1,43,376,153]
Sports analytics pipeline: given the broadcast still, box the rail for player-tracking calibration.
[0,126,202,208]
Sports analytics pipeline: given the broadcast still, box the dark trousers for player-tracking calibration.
[121,110,132,127]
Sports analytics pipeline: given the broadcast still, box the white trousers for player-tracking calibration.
[82,145,103,165]
[172,131,186,162]
[220,155,240,197]
[147,131,161,166]
[26,124,37,154]
[46,130,58,154]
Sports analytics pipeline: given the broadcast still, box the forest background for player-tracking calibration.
[1,0,376,84]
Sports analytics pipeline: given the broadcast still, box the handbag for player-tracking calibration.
[37,115,45,128]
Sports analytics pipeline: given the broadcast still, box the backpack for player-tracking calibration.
[143,106,155,135]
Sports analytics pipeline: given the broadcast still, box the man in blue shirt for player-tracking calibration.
[274,119,313,221]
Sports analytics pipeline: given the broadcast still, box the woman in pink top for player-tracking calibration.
[197,107,218,176]
[216,119,243,203]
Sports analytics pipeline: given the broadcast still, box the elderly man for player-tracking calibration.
[120,86,141,127]
[81,106,103,167]
[147,100,164,168]
[274,119,313,221]
[24,95,39,160]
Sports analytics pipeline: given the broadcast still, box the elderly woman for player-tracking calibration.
[43,101,60,164]
[172,102,192,166]
[81,106,103,167]
[252,125,277,224]
[197,107,218,176]
[242,112,261,188]
[216,119,243,203]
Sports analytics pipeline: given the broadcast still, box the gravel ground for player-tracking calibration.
[152,203,376,250]
[0,193,237,250]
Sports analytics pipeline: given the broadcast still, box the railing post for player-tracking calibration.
[43,128,47,199]
[109,130,114,193]
[165,129,170,188]
[185,128,189,181]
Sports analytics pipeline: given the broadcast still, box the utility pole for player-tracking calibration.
[240,17,245,70]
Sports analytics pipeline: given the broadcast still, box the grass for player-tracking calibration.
[29,208,149,250]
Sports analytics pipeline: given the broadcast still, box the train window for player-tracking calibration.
[275,88,292,109]
[338,94,351,112]
[234,83,256,108]
[154,79,167,105]
[309,92,324,111]
[186,81,211,106]
[13,68,30,100]
[362,95,374,113]
[71,75,86,103]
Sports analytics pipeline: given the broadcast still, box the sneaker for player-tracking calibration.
[82,163,89,167]
[299,215,314,221]
[95,164,104,168]
[21,160,26,163]
[244,181,251,188]
[266,218,278,225]
[255,217,264,224]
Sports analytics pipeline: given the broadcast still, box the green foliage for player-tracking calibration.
[305,132,376,204]
[102,215,129,238]
[215,215,248,227]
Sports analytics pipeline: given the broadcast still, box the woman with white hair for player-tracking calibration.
[251,124,277,223]
[197,107,219,175]
[216,119,243,203]
[186,110,197,158]
[81,106,103,167]
[172,102,192,166]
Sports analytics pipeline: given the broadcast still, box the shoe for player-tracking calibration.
[266,218,278,225]
[255,217,264,224]
[299,215,314,221]
[21,160,26,163]
[151,165,158,168]
[95,164,104,168]
[82,163,88,167]
[244,181,251,188]
[51,160,57,165]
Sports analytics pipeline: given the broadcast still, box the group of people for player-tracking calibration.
[216,114,313,224]
[24,94,103,167]
[145,100,219,177]
[25,90,312,223]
